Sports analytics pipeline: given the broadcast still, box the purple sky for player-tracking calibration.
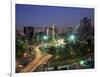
[16,4,94,30]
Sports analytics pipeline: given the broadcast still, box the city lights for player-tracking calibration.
[80,60,86,65]
[70,35,75,40]
[43,35,48,40]
[68,34,75,42]
[16,4,94,72]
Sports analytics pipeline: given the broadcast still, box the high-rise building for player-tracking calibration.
[24,27,34,40]
[45,24,58,36]
[67,27,73,33]
[44,27,49,35]
[35,27,44,33]
[78,17,93,35]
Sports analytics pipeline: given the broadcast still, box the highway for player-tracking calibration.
[20,41,94,72]
[20,43,52,73]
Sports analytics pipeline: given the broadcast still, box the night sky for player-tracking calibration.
[16,4,94,30]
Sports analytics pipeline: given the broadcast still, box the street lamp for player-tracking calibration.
[67,34,75,44]
[80,60,86,65]
[43,35,48,40]
[69,35,75,41]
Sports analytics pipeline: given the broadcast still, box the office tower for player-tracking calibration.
[24,27,34,40]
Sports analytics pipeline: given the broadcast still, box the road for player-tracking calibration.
[20,43,52,73]
[20,41,94,72]
[47,52,94,68]
[46,52,94,71]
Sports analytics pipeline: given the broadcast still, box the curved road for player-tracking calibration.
[20,43,52,73]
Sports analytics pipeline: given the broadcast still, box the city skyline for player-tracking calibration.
[16,4,94,31]
[16,4,94,72]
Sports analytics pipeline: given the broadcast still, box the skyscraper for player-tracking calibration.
[24,27,34,40]
[78,17,93,35]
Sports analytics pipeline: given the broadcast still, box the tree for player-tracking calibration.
[48,46,56,55]
[16,39,28,59]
